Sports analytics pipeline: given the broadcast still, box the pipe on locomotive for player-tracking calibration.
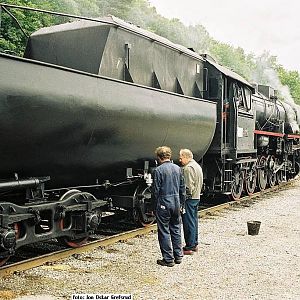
[0,176,50,191]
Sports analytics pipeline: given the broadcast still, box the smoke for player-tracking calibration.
[251,52,295,104]
[265,68,294,103]
[124,2,211,53]
[251,54,300,124]
[266,68,300,123]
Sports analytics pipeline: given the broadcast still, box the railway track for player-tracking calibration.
[0,179,295,277]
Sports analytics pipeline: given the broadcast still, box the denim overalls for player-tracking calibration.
[153,161,185,262]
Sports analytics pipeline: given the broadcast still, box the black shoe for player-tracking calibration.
[157,259,175,267]
[174,258,182,264]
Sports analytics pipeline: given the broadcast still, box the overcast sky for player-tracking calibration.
[148,0,300,72]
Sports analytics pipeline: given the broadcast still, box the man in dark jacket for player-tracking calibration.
[153,146,186,267]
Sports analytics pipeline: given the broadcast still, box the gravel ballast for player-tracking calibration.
[1,180,300,300]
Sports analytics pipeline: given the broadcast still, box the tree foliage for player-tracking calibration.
[1,0,299,103]
[0,0,64,55]
[277,66,300,103]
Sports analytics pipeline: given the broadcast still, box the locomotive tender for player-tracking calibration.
[0,4,300,265]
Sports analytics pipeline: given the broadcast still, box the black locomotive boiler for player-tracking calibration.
[0,4,300,266]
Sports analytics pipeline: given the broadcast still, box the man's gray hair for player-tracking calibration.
[180,148,193,159]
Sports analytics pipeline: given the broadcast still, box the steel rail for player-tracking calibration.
[199,179,296,217]
[0,179,296,277]
[0,226,156,277]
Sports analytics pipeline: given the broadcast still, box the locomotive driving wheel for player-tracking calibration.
[257,155,268,191]
[245,162,257,196]
[58,189,89,248]
[0,223,20,267]
[230,166,244,200]
[133,184,156,227]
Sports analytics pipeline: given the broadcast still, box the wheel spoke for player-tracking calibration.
[245,163,257,195]
[133,185,155,227]
[257,156,267,191]
[267,156,276,187]
[231,167,244,200]
[276,159,285,184]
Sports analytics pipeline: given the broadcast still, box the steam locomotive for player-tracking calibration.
[0,4,299,265]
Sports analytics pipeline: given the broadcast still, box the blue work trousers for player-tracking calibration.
[182,199,200,250]
[156,197,182,262]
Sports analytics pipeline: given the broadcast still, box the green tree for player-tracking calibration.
[0,0,64,55]
[209,41,255,80]
[277,66,300,104]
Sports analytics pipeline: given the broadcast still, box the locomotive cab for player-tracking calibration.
[202,58,257,199]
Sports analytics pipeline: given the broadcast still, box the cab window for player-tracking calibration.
[233,83,244,108]
[244,87,251,110]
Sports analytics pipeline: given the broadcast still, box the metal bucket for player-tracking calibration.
[247,221,261,235]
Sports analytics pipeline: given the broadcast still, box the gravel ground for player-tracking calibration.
[1,180,300,300]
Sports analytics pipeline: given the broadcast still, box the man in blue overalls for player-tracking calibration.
[152,146,186,267]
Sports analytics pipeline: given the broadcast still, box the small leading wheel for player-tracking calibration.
[257,156,267,191]
[58,190,89,248]
[245,162,257,196]
[133,185,156,227]
[230,166,244,200]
